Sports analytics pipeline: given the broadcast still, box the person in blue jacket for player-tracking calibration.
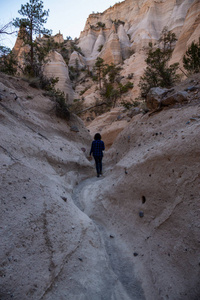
[90,133,105,177]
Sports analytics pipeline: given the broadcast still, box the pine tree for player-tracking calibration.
[0,46,17,75]
[139,28,179,98]
[94,57,105,89]
[13,0,50,76]
[183,38,200,74]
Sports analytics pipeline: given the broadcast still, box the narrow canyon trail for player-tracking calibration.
[71,173,145,300]
[1,72,200,300]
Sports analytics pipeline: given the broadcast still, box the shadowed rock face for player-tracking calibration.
[0,73,146,300]
[89,102,200,300]
[2,1,200,298]
[0,70,200,299]
[0,74,94,300]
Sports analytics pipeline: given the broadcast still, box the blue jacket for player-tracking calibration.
[90,140,105,157]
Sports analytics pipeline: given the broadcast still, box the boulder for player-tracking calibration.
[146,87,169,110]
[162,91,189,106]
[127,107,141,118]
[146,87,188,110]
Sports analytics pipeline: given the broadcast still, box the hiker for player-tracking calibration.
[90,133,105,177]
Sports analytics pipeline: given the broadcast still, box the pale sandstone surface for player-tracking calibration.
[12,28,26,59]
[77,0,199,105]
[12,28,31,73]
[13,32,74,102]
[78,29,97,59]
[100,29,123,65]
[0,73,145,300]
[87,107,130,149]
[170,0,200,67]
[12,0,200,111]
[91,29,106,58]
[3,0,200,298]
[79,0,197,62]
[68,51,86,70]
[80,103,200,300]
[52,32,64,44]
[76,0,200,142]
[0,72,200,299]
[76,87,96,104]
[0,74,95,299]
[43,51,74,103]
[117,24,131,60]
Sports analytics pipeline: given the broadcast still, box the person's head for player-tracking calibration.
[94,133,101,140]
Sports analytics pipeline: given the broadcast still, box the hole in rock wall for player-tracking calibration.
[142,196,146,204]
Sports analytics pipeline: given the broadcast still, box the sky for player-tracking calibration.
[0,0,120,49]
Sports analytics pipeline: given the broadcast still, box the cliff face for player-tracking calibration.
[12,0,200,106]
[78,0,199,67]
[170,0,200,66]
[12,32,74,102]
[73,0,200,128]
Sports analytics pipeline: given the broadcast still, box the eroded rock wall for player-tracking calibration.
[0,74,95,299]
[0,72,200,299]
[80,103,200,300]
[170,0,200,66]
[78,0,198,67]
[76,0,199,106]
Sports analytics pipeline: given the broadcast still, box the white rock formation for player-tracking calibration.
[0,74,103,300]
[100,28,123,65]
[117,24,131,59]
[78,0,198,68]
[170,0,200,66]
[78,28,97,58]
[12,27,30,74]
[43,51,74,103]
[91,29,105,58]
[12,0,200,106]
[68,51,86,70]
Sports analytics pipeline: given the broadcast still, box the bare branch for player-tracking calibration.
[0,22,17,35]
[178,66,188,77]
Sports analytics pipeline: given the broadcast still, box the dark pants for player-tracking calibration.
[94,156,103,175]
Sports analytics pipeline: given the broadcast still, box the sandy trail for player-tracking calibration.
[71,174,145,300]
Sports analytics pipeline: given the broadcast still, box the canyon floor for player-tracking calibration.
[0,72,200,300]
